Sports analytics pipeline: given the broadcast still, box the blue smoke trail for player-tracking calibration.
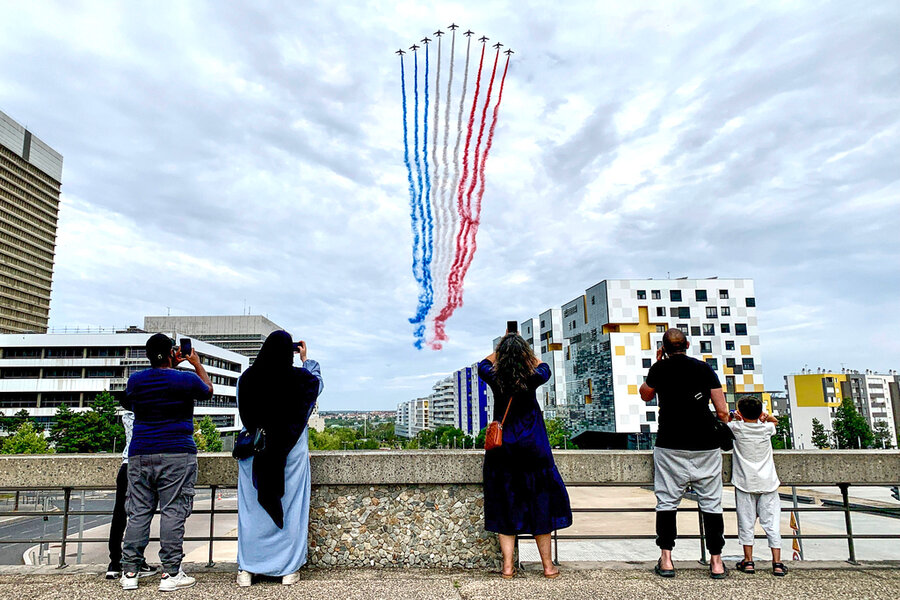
[409,50,427,348]
[400,54,422,338]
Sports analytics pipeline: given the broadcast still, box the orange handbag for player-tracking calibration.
[484,397,513,451]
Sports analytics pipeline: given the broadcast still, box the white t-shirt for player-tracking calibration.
[121,410,134,464]
[728,420,780,493]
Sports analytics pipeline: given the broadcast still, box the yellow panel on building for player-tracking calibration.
[615,346,625,356]
[743,374,754,385]
[628,384,638,395]
[793,373,846,407]
[736,384,746,393]
[754,384,764,392]
[741,345,752,355]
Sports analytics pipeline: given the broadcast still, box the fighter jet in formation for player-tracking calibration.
[464,30,474,37]
[448,23,459,31]
[395,48,406,56]
[433,30,444,37]
[421,36,431,45]
[504,49,514,56]
[493,42,503,49]
[409,43,419,52]
[479,35,489,43]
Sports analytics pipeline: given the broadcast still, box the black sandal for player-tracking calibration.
[710,564,728,579]
[735,560,756,574]
[772,562,788,577]
[654,559,675,578]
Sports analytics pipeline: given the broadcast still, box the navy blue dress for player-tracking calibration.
[480,359,573,535]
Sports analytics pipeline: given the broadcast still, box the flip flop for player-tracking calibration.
[654,559,675,578]
[544,571,560,579]
[500,568,516,579]
[736,559,756,574]
[710,564,728,580]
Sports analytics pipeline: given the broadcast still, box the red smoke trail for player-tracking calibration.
[454,54,510,302]
[431,41,486,346]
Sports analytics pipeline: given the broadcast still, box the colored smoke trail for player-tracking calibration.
[399,54,421,317]
[456,54,511,306]
[432,40,486,345]
[408,49,429,347]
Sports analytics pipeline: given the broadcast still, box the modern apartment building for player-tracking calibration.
[507,278,765,448]
[430,376,457,429]
[0,110,64,334]
[394,396,430,439]
[785,370,899,449]
[0,332,248,434]
[143,315,282,363]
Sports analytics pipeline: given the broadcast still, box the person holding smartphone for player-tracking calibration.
[120,333,213,591]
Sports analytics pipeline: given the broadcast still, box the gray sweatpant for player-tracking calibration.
[653,447,723,513]
[122,453,197,575]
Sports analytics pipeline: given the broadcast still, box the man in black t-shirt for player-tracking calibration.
[640,328,730,579]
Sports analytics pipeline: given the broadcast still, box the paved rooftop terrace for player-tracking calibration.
[1,561,898,600]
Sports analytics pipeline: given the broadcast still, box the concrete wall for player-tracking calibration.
[0,451,897,568]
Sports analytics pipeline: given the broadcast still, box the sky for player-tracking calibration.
[2,1,898,410]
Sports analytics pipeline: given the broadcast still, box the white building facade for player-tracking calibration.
[0,332,248,434]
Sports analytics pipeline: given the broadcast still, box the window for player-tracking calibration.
[651,290,661,299]
[541,345,547,354]
[656,325,666,332]
[746,297,756,307]
[705,358,718,371]
[2,347,41,358]
[702,323,715,336]
[44,368,81,379]
[641,424,651,433]
[571,320,576,330]
[695,289,708,301]
[642,358,652,368]
[677,324,689,334]
[725,340,735,351]
[656,307,666,317]
[735,323,748,336]
[726,376,736,393]
[721,323,730,334]
[670,290,682,302]
[706,306,718,318]
[646,412,656,422]
[637,290,646,300]
[726,358,736,368]
[691,326,701,337]
[719,289,729,299]
[540,320,545,328]
[721,306,731,316]
[678,307,691,318]
[742,358,755,371]
[670,308,678,317]
[87,347,125,358]
[46,347,83,358]
[700,341,712,353]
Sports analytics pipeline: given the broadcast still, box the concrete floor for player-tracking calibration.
[1,562,898,600]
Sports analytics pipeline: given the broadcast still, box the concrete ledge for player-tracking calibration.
[0,450,898,488]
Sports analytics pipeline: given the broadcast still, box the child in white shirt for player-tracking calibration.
[728,396,787,577]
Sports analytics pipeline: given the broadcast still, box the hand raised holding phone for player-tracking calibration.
[293,340,308,362]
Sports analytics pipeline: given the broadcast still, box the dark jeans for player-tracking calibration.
[656,510,725,555]
[122,453,197,575]
[108,463,129,566]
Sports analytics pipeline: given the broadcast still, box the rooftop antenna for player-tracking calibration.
[166,306,171,316]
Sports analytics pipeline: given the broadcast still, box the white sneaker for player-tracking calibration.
[236,570,252,587]
[158,570,196,592]
[282,571,300,585]
[120,571,139,590]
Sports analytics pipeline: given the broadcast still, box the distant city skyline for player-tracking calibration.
[0,1,897,410]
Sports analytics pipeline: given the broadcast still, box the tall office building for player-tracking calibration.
[506,278,765,447]
[0,332,248,434]
[0,110,63,334]
[143,315,281,363]
[785,370,899,449]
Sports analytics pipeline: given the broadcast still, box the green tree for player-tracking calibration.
[810,418,829,449]
[545,418,578,449]
[872,421,894,449]
[50,392,125,453]
[475,427,486,449]
[1,422,51,454]
[771,414,793,449]
[193,415,223,452]
[832,397,875,449]
[0,409,33,434]
[308,428,342,450]
[415,429,437,449]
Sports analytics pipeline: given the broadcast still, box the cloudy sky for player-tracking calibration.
[2,1,898,410]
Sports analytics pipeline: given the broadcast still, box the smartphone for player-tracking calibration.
[179,338,192,357]
[506,320,518,334]
[292,342,301,353]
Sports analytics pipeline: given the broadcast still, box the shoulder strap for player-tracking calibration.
[499,396,513,427]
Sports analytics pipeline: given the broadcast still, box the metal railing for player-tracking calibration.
[517,482,900,566]
[1,481,898,569]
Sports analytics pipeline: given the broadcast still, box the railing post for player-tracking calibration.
[206,485,217,568]
[57,487,71,569]
[553,529,559,566]
[514,535,520,571]
[692,485,707,565]
[838,483,857,564]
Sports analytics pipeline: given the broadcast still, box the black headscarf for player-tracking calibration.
[237,330,321,528]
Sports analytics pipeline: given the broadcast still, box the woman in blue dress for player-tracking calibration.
[480,332,572,579]
[235,331,323,586]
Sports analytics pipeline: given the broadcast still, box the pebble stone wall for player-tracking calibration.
[308,484,500,568]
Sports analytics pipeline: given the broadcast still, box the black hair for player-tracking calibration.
[493,333,537,396]
[662,328,688,354]
[146,333,174,368]
[737,395,763,420]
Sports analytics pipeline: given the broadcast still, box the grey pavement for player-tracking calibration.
[1,562,899,600]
